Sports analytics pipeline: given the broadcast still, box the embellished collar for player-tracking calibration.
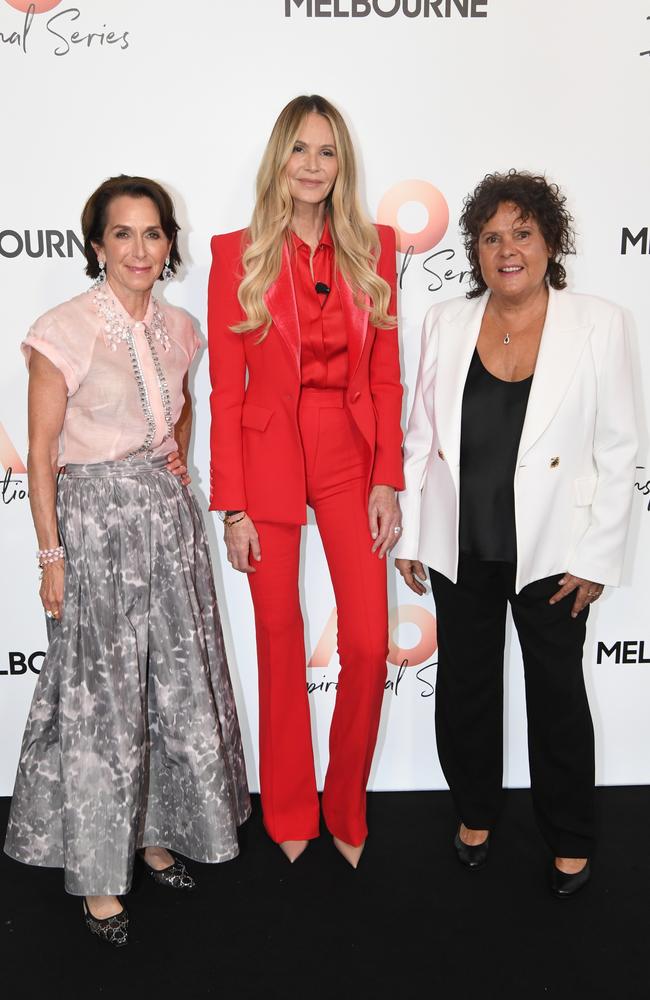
[91,282,170,353]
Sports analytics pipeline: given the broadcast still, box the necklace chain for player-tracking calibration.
[487,306,547,347]
[91,285,174,461]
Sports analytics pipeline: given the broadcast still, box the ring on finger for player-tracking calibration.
[45,610,56,619]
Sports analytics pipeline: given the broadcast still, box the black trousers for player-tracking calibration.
[429,555,595,858]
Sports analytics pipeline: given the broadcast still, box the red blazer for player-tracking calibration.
[207,223,404,524]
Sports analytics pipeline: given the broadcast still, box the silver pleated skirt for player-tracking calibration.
[4,458,251,895]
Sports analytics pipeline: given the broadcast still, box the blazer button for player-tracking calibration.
[437,449,445,461]
[550,456,560,468]
[351,391,361,403]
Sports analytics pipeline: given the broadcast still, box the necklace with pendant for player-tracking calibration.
[494,307,547,347]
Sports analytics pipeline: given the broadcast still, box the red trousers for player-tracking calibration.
[248,388,389,845]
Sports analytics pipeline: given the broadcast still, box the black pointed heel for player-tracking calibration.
[551,860,591,897]
[453,828,490,869]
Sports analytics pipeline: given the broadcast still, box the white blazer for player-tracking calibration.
[394,287,638,593]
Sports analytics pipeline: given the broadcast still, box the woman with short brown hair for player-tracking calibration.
[5,175,250,945]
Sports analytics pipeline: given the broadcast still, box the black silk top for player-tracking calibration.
[458,349,533,563]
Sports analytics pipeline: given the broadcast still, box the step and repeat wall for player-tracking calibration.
[1,0,648,795]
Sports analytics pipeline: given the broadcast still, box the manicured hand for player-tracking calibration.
[549,573,604,618]
[368,485,402,559]
[224,514,261,573]
[40,561,64,621]
[395,559,428,596]
[167,450,191,485]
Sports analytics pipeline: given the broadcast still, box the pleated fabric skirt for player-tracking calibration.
[4,457,251,896]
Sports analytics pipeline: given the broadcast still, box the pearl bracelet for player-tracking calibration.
[37,545,65,567]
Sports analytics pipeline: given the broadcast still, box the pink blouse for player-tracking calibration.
[22,284,200,466]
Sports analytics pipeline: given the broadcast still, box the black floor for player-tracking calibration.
[2,788,649,1000]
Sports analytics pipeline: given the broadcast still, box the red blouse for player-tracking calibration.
[290,220,348,389]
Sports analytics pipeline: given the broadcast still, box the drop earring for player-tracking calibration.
[162,257,173,281]
[94,259,106,287]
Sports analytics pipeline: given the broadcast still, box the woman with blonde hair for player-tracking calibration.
[208,94,404,867]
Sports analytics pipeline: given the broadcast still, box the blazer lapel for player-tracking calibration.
[264,241,301,376]
[434,292,489,469]
[517,288,593,460]
[338,277,370,381]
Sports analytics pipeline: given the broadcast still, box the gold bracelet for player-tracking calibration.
[224,512,246,527]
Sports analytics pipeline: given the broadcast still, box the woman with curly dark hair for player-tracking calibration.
[394,170,637,895]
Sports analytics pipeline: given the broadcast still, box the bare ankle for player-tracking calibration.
[555,856,588,875]
[85,895,122,919]
[143,846,175,870]
[459,823,490,847]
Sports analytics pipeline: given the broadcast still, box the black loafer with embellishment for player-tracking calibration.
[83,898,129,947]
[142,856,196,890]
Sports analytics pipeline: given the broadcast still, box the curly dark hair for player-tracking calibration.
[459,170,576,298]
[81,174,181,280]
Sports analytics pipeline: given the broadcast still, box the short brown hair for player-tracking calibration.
[459,170,576,298]
[81,175,181,279]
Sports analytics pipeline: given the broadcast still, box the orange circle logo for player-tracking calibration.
[4,1,63,11]
[378,179,449,255]
[388,605,437,667]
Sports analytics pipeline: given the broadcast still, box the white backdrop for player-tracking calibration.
[1,0,648,796]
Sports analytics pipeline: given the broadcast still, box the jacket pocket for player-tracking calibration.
[573,475,598,506]
[241,403,274,432]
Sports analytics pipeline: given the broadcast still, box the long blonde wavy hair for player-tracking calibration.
[233,94,395,338]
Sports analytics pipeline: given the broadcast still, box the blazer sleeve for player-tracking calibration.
[207,233,248,512]
[369,224,405,490]
[392,308,439,560]
[567,306,638,585]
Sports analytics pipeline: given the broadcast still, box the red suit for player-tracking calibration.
[208,222,403,845]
